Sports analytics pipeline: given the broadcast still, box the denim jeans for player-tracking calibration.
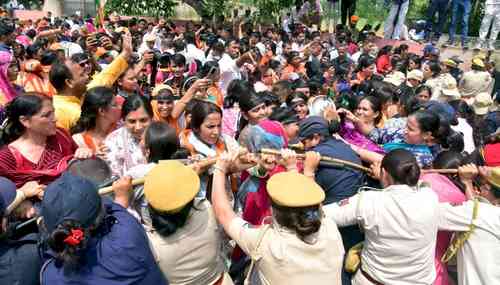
[425,0,450,38]
[449,0,471,42]
[384,0,410,40]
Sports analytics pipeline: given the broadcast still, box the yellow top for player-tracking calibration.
[267,172,325,207]
[53,95,82,131]
[87,54,129,90]
[52,54,128,131]
[144,161,200,213]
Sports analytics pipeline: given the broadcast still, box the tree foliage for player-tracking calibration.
[252,0,296,23]
[200,0,233,20]
[105,0,178,17]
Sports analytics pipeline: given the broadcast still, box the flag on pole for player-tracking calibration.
[95,0,107,28]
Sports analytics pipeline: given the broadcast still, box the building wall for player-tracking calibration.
[63,0,96,17]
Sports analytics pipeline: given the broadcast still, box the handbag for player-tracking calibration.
[344,191,365,273]
[345,242,364,273]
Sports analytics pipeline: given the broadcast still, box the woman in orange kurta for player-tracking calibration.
[150,84,185,135]
[280,51,306,80]
[198,61,224,108]
[18,59,56,97]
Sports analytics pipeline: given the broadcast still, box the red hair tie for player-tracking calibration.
[63,229,84,246]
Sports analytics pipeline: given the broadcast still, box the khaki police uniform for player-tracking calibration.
[143,162,233,285]
[437,168,500,285]
[459,70,494,98]
[324,184,440,285]
[426,76,445,101]
[438,198,500,285]
[147,199,231,285]
[225,171,345,285]
[227,216,344,285]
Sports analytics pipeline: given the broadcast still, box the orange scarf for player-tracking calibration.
[151,100,181,135]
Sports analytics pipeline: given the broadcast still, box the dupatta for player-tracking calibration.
[0,51,16,106]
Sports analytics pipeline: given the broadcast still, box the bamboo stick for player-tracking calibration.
[260,148,372,173]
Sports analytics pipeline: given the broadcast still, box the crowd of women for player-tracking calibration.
[0,10,499,285]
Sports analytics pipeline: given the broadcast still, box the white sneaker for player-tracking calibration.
[488,41,495,50]
[474,42,483,50]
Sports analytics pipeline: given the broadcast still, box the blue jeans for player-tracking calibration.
[383,0,410,40]
[449,0,471,42]
[425,0,449,38]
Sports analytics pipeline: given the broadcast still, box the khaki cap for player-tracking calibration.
[472,92,493,115]
[486,168,500,189]
[144,33,157,42]
[144,161,200,213]
[472,57,485,68]
[441,76,460,98]
[267,172,325,207]
[442,58,458,68]
[407,69,424,82]
[383,71,406,87]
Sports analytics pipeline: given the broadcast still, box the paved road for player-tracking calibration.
[374,37,499,71]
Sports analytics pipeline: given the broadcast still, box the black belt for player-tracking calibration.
[360,268,384,285]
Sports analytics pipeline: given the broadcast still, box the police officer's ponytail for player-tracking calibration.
[47,220,92,271]
[381,149,421,187]
[149,201,194,237]
[272,202,322,243]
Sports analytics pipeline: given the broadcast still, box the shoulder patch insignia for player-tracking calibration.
[338,198,350,206]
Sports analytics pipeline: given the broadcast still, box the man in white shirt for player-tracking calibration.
[184,31,206,65]
[138,34,157,55]
[351,41,376,64]
[218,39,254,95]
[438,166,500,285]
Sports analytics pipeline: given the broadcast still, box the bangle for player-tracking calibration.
[213,165,226,175]
[303,171,315,177]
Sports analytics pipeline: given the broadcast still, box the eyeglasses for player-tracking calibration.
[78,60,89,68]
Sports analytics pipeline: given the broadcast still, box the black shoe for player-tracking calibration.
[431,36,440,45]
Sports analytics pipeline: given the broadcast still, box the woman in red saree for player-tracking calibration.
[0,94,91,187]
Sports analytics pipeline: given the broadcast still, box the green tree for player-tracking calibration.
[105,0,178,17]
[253,0,295,24]
[199,0,235,23]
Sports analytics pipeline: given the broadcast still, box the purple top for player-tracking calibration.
[339,121,385,154]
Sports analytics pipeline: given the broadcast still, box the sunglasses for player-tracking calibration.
[77,60,90,68]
